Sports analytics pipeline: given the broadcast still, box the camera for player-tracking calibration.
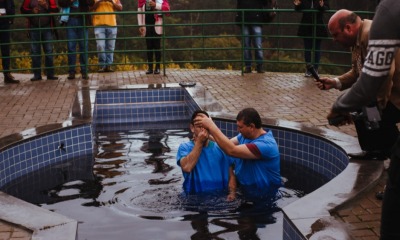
[351,103,381,130]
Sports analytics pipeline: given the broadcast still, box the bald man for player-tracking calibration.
[318,9,400,160]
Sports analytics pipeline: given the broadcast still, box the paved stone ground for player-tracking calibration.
[0,69,387,240]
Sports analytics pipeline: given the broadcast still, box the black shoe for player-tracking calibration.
[105,66,114,72]
[4,73,20,84]
[81,74,89,80]
[348,151,387,160]
[256,68,265,73]
[67,73,75,80]
[243,67,252,73]
[146,69,153,74]
[154,69,160,74]
[47,76,58,80]
[98,67,106,73]
[30,76,42,81]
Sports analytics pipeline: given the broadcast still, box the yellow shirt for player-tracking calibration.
[92,0,118,26]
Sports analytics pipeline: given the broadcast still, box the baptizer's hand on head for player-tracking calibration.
[193,113,215,130]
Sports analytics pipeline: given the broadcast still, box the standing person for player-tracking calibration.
[235,0,269,74]
[327,0,400,239]
[0,0,19,84]
[294,0,329,77]
[21,0,59,81]
[177,110,237,200]
[91,0,122,73]
[58,0,94,80]
[137,0,166,75]
[194,108,282,197]
[318,9,399,160]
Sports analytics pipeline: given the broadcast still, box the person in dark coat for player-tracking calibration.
[0,0,19,84]
[294,0,329,77]
[58,0,94,80]
[21,0,60,81]
[236,0,270,74]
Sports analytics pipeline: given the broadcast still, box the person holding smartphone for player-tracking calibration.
[294,0,330,77]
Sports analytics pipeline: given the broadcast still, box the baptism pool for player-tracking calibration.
[1,125,330,239]
[0,83,375,240]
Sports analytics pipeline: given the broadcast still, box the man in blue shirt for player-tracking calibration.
[177,110,237,200]
[194,108,282,197]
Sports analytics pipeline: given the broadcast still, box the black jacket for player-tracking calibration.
[294,0,330,38]
[0,0,16,25]
[236,0,265,24]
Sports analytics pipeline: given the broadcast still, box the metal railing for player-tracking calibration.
[0,9,375,76]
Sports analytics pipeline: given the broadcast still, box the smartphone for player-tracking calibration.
[306,64,325,89]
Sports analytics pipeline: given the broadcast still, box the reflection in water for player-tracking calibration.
[0,127,328,240]
[140,130,173,174]
[181,192,280,240]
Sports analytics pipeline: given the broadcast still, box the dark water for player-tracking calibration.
[1,128,329,240]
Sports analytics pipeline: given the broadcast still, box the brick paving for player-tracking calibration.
[0,69,387,239]
[0,220,31,240]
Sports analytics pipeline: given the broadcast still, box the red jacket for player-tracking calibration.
[20,0,59,28]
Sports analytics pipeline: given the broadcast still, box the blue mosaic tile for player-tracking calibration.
[0,124,93,188]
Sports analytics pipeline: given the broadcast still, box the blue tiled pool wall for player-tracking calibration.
[1,153,94,204]
[93,88,191,125]
[91,88,200,133]
[283,217,305,240]
[0,124,93,188]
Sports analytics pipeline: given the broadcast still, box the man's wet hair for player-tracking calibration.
[191,110,209,124]
[236,108,262,128]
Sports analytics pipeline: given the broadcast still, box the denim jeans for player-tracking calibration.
[94,26,117,67]
[0,24,11,73]
[303,38,322,70]
[66,17,88,74]
[242,25,263,67]
[30,28,55,77]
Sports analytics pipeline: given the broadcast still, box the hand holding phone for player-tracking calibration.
[306,64,325,90]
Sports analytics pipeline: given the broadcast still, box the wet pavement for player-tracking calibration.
[0,69,387,240]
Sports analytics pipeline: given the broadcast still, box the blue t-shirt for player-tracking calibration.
[176,141,235,194]
[234,130,281,193]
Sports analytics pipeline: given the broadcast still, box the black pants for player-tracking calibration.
[145,27,161,70]
[0,24,11,73]
[354,102,400,155]
[381,137,400,239]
